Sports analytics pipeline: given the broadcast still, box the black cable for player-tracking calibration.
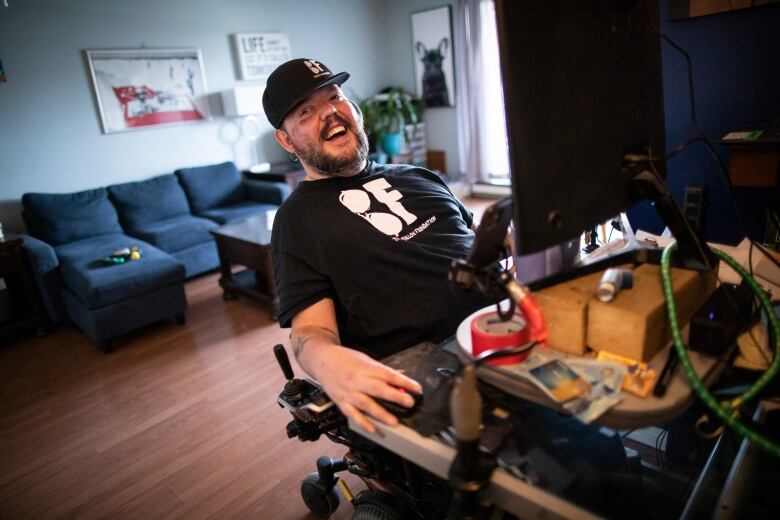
[771,209,780,234]
[642,1,698,130]
[639,3,772,288]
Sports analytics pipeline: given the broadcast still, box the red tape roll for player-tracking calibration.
[470,311,531,366]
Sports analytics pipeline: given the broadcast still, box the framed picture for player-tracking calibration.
[231,32,292,81]
[411,6,455,108]
[86,48,210,134]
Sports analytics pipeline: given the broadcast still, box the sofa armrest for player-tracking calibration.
[243,179,292,206]
[21,234,68,323]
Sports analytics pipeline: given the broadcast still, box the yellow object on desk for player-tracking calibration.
[596,350,657,398]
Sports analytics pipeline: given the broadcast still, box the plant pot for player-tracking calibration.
[369,152,388,165]
[380,132,403,156]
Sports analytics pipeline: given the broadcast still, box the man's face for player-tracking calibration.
[276,85,368,178]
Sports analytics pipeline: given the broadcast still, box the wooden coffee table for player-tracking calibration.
[210,214,278,319]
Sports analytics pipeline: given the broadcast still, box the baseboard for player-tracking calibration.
[470,182,511,198]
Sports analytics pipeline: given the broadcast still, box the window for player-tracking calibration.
[477,0,510,183]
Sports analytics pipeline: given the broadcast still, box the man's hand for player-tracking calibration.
[310,345,422,433]
[291,298,422,433]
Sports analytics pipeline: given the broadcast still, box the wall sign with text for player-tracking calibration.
[232,32,291,81]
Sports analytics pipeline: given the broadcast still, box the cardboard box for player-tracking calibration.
[587,264,717,362]
[535,270,605,355]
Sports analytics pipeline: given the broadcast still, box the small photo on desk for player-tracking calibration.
[529,359,591,402]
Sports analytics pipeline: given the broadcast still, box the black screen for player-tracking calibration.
[495,0,666,254]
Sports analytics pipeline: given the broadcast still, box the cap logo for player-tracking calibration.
[304,59,330,78]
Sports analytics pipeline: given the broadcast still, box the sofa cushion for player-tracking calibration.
[54,234,185,308]
[198,201,278,225]
[129,214,217,253]
[175,161,246,213]
[108,174,191,229]
[22,188,123,246]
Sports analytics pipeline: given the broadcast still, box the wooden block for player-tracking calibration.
[587,264,717,362]
[535,270,606,355]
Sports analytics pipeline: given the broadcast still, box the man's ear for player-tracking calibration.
[349,99,363,123]
[274,128,295,154]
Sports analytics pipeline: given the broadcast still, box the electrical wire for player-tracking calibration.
[642,2,698,130]
[641,0,775,286]
[661,242,780,458]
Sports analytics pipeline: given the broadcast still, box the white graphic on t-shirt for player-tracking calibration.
[362,179,417,225]
[339,178,419,236]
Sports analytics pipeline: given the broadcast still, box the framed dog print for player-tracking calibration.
[86,48,211,133]
[411,6,455,108]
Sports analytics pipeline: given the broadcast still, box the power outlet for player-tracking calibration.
[683,186,706,232]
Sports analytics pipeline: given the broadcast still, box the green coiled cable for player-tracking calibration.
[661,242,780,458]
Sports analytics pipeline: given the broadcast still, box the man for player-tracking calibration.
[264,58,494,433]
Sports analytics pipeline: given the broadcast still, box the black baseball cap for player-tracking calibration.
[262,58,350,129]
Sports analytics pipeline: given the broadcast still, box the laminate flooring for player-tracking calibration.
[0,196,497,519]
[0,272,367,519]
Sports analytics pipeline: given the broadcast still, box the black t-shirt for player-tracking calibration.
[271,162,493,358]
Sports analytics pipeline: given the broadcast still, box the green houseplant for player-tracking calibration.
[356,87,423,157]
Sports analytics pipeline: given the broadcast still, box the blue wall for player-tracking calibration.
[0,0,389,232]
[629,2,780,245]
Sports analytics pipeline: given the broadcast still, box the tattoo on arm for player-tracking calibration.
[294,336,310,358]
[293,326,340,358]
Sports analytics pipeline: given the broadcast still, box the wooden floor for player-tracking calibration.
[0,272,369,519]
[0,197,498,519]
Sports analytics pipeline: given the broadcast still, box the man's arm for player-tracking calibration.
[290,298,423,433]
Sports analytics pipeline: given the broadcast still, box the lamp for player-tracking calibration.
[221,86,269,172]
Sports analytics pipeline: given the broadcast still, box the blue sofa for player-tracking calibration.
[176,161,290,224]
[22,188,187,353]
[108,173,219,278]
[21,161,291,352]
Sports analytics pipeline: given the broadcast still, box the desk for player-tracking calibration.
[347,418,600,519]
[454,306,724,429]
[344,339,644,518]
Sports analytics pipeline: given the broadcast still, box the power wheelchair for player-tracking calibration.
[274,344,455,519]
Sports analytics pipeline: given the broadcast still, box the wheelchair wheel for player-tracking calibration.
[301,472,341,517]
[352,490,408,520]
[352,502,399,520]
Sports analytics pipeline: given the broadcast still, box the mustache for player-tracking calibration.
[320,114,352,140]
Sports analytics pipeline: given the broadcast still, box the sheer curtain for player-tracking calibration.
[455,0,569,283]
[454,0,509,184]
[454,0,483,183]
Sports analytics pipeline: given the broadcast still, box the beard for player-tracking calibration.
[291,115,369,178]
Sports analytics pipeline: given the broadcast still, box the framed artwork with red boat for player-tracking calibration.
[86,48,210,133]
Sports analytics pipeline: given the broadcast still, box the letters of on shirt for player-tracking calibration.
[339,178,434,240]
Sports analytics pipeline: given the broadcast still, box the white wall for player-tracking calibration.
[0,0,390,231]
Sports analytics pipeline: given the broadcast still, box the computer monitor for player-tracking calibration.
[494,0,666,256]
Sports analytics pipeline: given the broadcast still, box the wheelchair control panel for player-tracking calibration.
[273,344,346,442]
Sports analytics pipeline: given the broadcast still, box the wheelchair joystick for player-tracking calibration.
[274,344,305,403]
[273,344,341,442]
